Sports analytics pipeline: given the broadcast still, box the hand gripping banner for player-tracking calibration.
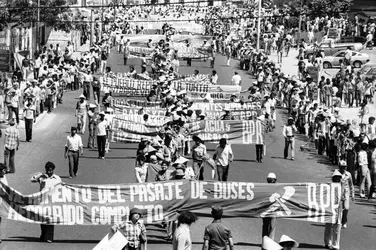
[0,181,341,225]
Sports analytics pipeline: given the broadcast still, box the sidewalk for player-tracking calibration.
[268,50,376,121]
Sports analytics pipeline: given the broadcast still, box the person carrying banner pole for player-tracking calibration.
[262,173,277,249]
[324,170,344,250]
[112,208,147,250]
[192,135,207,180]
[31,162,61,243]
[202,206,234,250]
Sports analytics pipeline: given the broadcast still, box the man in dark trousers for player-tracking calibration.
[262,173,277,249]
[203,206,234,250]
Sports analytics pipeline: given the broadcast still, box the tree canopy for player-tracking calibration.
[0,0,86,32]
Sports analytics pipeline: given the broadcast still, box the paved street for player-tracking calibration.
[0,48,375,250]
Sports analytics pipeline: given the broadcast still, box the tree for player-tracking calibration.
[0,0,85,32]
[303,0,353,18]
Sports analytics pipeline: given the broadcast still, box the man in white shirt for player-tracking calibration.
[231,71,242,86]
[213,138,234,181]
[211,70,218,84]
[282,117,297,160]
[96,112,108,159]
[31,161,61,243]
[64,127,83,178]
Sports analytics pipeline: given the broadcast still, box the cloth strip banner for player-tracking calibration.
[111,98,162,109]
[112,104,261,121]
[170,82,241,94]
[110,98,263,112]
[113,107,171,126]
[188,92,239,100]
[0,181,341,225]
[111,120,264,144]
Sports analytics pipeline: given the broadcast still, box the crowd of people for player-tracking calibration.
[0,2,375,250]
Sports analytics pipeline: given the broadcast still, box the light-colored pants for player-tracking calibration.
[360,164,371,196]
[324,223,341,249]
[77,113,87,134]
[342,189,350,225]
[284,137,295,159]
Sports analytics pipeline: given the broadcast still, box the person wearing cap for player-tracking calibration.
[87,103,97,148]
[202,206,234,250]
[338,160,355,229]
[31,161,61,243]
[75,94,89,134]
[4,118,19,174]
[324,169,344,250]
[213,138,234,181]
[172,211,197,250]
[112,207,147,250]
[192,135,207,180]
[262,173,277,243]
[23,94,36,142]
[279,235,299,250]
[96,111,108,159]
[64,126,83,178]
[283,117,297,160]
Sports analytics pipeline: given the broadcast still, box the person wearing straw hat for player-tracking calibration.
[279,235,299,250]
[203,206,234,250]
[75,94,89,134]
[111,207,147,250]
[324,169,344,250]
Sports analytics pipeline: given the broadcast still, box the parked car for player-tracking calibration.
[305,40,363,58]
[358,63,376,80]
[322,50,370,69]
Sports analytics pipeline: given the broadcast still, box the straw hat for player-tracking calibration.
[279,235,299,248]
[262,236,282,250]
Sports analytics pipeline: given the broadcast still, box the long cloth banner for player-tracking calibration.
[111,98,262,112]
[102,77,240,97]
[0,181,341,225]
[113,104,261,121]
[111,119,264,144]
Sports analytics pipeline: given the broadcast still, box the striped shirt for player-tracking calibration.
[4,126,20,150]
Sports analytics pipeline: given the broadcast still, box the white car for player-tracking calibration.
[322,50,370,69]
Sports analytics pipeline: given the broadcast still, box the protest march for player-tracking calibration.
[0,1,375,250]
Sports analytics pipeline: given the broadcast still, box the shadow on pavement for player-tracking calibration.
[363,225,376,228]
[298,243,327,249]
[5,236,99,244]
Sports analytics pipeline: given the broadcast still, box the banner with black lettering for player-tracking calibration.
[113,107,170,126]
[0,181,341,225]
[111,120,264,144]
[111,98,162,109]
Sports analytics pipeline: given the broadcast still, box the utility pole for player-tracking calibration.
[90,9,94,46]
[297,0,303,43]
[100,0,104,39]
[256,0,261,51]
[36,0,40,52]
